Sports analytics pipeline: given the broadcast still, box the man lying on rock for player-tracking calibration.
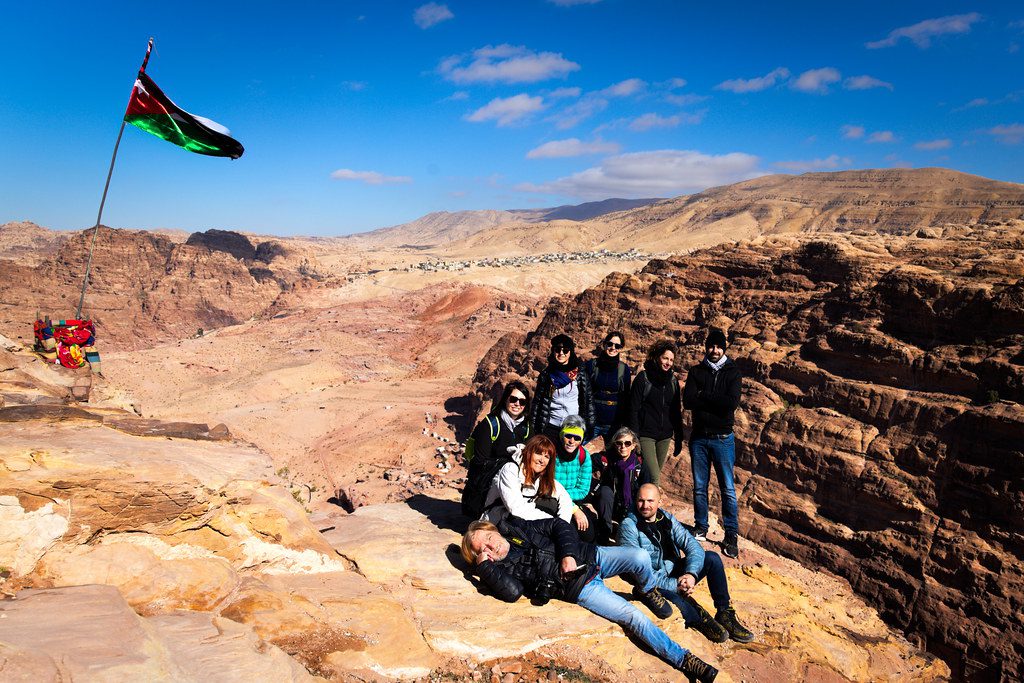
[619,484,754,645]
[461,516,720,682]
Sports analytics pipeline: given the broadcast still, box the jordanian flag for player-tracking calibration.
[125,71,244,159]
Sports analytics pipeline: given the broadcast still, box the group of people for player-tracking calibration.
[459,328,749,682]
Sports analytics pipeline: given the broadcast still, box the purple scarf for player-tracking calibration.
[613,450,641,512]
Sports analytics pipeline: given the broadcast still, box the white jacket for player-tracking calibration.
[480,453,572,525]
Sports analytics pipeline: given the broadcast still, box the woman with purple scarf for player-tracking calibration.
[593,426,650,544]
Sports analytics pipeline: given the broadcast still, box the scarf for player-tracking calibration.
[611,450,640,512]
[549,366,579,390]
[644,360,671,386]
[596,352,618,371]
[499,409,524,434]
[704,353,729,372]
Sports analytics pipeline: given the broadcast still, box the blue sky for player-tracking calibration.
[1,1,1021,236]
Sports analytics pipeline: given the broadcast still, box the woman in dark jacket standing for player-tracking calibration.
[583,330,632,441]
[628,339,684,485]
[461,380,533,519]
[529,334,596,441]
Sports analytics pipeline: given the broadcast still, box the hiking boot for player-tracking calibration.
[686,598,728,643]
[692,526,708,542]
[721,532,739,559]
[715,606,755,643]
[633,586,673,619]
[680,652,718,682]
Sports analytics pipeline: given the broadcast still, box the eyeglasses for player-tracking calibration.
[507,395,527,405]
[615,440,633,448]
[562,434,583,442]
[553,346,571,353]
[605,341,623,349]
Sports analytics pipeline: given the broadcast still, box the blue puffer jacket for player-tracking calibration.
[619,508,704,579]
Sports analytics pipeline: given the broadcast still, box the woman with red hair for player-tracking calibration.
[480,435,573,525]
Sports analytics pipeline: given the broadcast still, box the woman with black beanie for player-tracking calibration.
[529,334,596,441]
[627,339,684,485]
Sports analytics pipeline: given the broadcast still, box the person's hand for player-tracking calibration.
[573,507,589,531]
[476,549,492,565]
[672,441,683,457]
[677,573,696,595]
[561,556,578,576]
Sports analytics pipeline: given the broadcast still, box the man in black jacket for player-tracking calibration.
[461,516,720,682]
[682,328,743,559]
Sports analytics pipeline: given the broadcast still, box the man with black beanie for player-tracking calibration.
[682,328,743,559]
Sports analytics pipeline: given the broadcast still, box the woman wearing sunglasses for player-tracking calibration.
[593,427,649,544]
[529,333,596,442]
[582,330,633,442]
[461,380,534,519]
[553,415,598,542]
[480,435,573,526]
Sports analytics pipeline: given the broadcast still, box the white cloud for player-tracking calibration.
[341,81,367,91]
[445,91,469,101]
[526,138,621,159]
[466,94,545,126]
[414,3,453,29]
[549,87,582,99]
[600,78,647,97]
[550,97,608,130]
[791,67,841,94]
[844,75,894,91]
[515,149,763,199]
[661,77,688,89]
[439,44,580,84]
[914,139,952,150]
[867,130,897,143]
[884,154,913,168]
[715,67,791,93]
[330,169,412,185]
[987,123,1024,144]
[867,13,983,49]
[842,125,865,139]
[963,97,990,108]
[773,154,851,172]
[665,93,709,106]
[628,113,694,131]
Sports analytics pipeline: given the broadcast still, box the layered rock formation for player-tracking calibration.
[475,221,1024,680]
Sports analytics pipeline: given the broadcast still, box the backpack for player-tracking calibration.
[637,370,678,403]
[585,359,627,393]
[461,417,530,519]
[463,415,500,464]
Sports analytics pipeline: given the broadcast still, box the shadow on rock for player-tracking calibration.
[443,392,477,443]
[406,493,469,533]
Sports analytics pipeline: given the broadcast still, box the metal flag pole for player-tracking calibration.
[76,37,154,319]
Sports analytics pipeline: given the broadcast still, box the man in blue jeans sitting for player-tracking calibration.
[682,327,743,558]
[462,515,720,682]
[619,484,754,644]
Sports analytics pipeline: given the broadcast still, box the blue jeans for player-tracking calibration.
[690,433,738,534]
[653,552,731,625]
[576,546,688,667]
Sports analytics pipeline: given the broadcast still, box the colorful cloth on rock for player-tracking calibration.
[33,319,100,370]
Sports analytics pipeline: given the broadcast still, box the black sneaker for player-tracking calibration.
[633,586,673,619]
[687,599,728,643]
[680,652,718,682]
[721,532,739,559]
[715,606,755,643]
[692,526,709,542]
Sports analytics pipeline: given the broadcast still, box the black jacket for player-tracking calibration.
[628,370,683,441]
[461,414,531,518]
[529,369,596,436]
[476,516,599,604]
[682,358,742,436]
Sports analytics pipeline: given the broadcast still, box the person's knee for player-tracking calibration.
[704,551,723,572]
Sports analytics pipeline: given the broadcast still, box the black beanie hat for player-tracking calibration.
[551,333,575,350]
[704,328,728,350]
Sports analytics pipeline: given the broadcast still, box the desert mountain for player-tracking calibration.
[0,221,69,265]
[441,168,1024,257]
[475,220,1024,680]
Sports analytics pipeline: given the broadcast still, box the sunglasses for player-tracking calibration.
[605,341,623,349]
[615,440,634,448]
[553,346,571,353]
[562,433,583,442]
[507,395,527,405]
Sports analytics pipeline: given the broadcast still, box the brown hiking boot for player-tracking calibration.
[715,606,755,643]
[686,598,728,643]
[632,585,673,619]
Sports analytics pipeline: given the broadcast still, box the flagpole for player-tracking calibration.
[75,38,154,319]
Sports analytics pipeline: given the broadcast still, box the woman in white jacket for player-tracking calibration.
[481,435,573,525]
